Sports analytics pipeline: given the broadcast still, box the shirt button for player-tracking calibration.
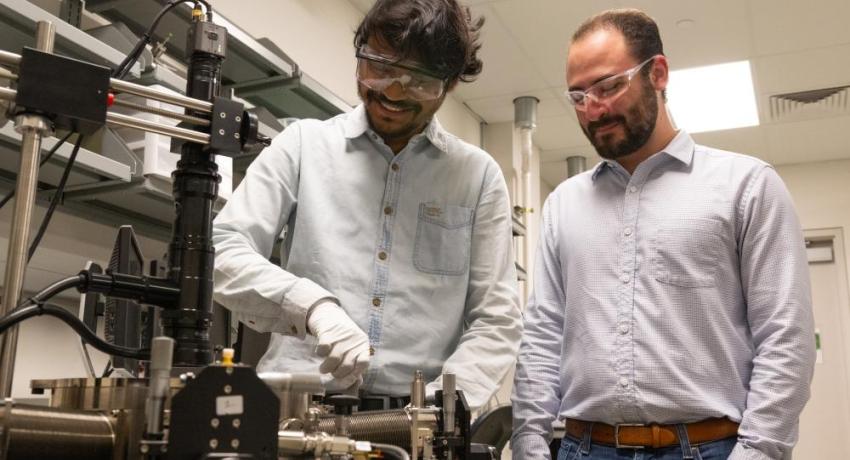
[629,186,638,193]
[618,324,630,335]
[619,377,629,387]
[624,227,633,236]
[620,274,630,283]
[384,206,393,215]
[378,251,387,260]
[372,297,381,307]
[391,163,400,172]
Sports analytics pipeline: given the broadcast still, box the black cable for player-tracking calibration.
[113,1,213,79]
[26,134,83,262]
[113,0,181,78]
[19,274,84,306]
[0,131,74,211]
[0,302,150,360]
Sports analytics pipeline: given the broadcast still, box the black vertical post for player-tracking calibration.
[162,16,227,366]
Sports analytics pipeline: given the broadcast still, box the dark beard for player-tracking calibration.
[364,89,423,140]
[584,79,658,160]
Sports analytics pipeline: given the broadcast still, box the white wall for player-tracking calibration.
[212,0,363,106]
[775,159,850,292]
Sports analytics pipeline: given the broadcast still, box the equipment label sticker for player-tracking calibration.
[216,395,244,415]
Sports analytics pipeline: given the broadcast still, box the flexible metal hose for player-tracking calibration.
[318,409,411,448]
[0,402,115,460]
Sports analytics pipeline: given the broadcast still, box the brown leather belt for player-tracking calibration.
[565,417,739,449]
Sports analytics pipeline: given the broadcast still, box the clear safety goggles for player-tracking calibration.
[355,46,448,101]
[565,55,659,111]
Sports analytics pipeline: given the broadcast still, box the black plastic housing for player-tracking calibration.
[15,47,110,134]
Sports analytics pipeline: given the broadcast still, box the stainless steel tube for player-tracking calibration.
[144,337,174,436]
[110,79,213,114]
[0,21,55,399]
[111,98,211,127]
[0,50,21,67]
[410,370,425,408]
[566,155,587,178]
[0,66,17,80]
[107,111,210,145]
[442,373,456,433]
[0,86,15,101]
[35,21,56,55]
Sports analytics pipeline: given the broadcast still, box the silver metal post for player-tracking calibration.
[0,50,21,67]
[410,370,425,408]
[110,79,213,113]
[106,112,210,145]
[566,155,587,178]
[0,87,15,102]
[0,21,55,398]
[442,373,456,460]
[145,337,175,436]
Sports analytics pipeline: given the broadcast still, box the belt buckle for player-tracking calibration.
[615,423,646,449]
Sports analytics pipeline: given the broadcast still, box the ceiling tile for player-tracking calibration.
[749,0,850,57]
[488,0,619,89]
[454,4,550,101]
[752,43,850,98]
[624,0,753,69]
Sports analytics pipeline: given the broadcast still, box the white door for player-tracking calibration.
[796,229,850,459]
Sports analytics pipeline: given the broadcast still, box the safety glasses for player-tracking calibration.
[565,55,659,111]
[355,46,447,101]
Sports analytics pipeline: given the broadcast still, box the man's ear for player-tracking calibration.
[650,55,669,92]
[446,79,460,93]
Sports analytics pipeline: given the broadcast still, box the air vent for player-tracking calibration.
[769,85,850,121]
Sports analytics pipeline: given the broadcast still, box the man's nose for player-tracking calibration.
[583,96,608,121]
[382,79,407,101]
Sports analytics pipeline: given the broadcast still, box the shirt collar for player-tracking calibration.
[591,130,695,181]
[662,130,695,166]
[344,104,449,154]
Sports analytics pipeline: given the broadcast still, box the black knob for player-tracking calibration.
[328,394,360,416]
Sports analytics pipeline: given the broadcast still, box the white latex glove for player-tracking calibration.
[307,302,370,383]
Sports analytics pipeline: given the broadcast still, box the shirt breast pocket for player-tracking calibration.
[414,203,473,276]
[652,218,723,288]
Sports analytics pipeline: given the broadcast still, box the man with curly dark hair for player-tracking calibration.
[213,0,521,411]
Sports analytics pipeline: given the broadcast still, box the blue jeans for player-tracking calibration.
[557,433,737,460]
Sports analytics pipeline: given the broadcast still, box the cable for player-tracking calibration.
[0,131,74,211]
[113,0,181,79]
[0,302,150,360]
[371,443,411,460]
[20,274,84,306]
[26,134,83,262]
[113,1,213,79]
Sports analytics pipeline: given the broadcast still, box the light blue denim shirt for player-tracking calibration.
[511,131,815,460]
[213,105,521,408]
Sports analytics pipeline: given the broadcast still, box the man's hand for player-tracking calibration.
[307,302,370,383]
